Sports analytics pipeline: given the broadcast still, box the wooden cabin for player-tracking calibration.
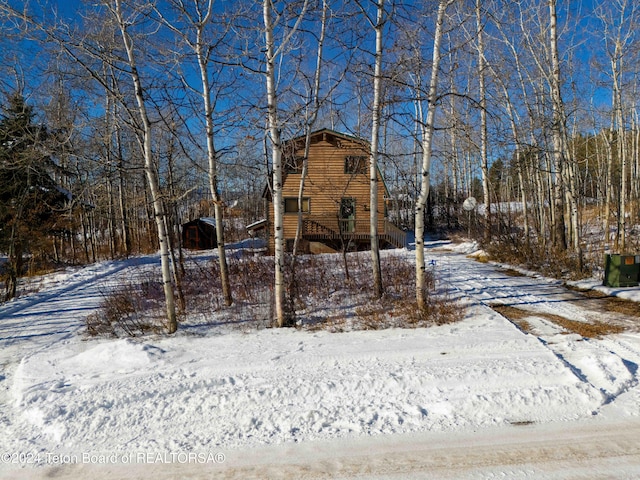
[261,129,406,254]
[182,218,217,250]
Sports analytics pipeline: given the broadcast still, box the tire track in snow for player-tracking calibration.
[0,255,163,452]
[0,255,160,349]
[431,249,640,412]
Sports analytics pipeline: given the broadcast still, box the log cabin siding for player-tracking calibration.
[267,129,401,253]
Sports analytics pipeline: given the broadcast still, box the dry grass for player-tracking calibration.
[86,282,165,337]
[483,232,589,281]
[352,293,464,330]
[498,268,526,277]
[87,251,465,337]
[549,315,625,338]
[566,286,640,318]
[490,305,534,333]
[491,304,625,338]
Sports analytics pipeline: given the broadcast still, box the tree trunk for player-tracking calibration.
[293,0,326,258]
[194,9,233,307]
[416,1,451,311]
[548,0,567,251]
[262,0,308,327]
[613,45,627,252]
[476,0,490,243]
[264,0,286,327]
[113,0,177,333]
[116,123,131,257]
[370,0,385,299]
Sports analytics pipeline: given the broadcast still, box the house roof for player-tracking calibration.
[246,219,267,231]
[183,217,216,228]
[284,128,370,148]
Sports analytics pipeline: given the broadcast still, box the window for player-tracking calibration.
[344,155,368,174]
[284,197,310,213]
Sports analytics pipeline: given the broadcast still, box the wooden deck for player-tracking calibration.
[302,218,406,250]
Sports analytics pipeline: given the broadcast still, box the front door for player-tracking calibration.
[340,198,356,233]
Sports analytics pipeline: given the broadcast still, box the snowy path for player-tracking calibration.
[0,256,162,474]
[1,244,640,479]
[427,247,640,417]
[0,256,159,352]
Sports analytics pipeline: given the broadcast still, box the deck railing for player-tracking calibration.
[302,216,406,248]
[383,220,407,248]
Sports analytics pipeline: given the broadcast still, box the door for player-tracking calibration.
[186,225,199,249]
[340,198,356,233]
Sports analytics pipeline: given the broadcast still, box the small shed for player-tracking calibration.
[182,218,217,250]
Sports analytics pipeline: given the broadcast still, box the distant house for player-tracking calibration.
[259,128,406,254]
[182,218,217,250]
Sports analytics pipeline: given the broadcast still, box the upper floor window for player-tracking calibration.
[344,155,368,174]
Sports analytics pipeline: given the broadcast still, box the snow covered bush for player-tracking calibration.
[86,281,165,337]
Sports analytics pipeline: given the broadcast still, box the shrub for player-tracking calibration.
[86,283,163,337]
[86,250,464,336]
[484,230,590,281]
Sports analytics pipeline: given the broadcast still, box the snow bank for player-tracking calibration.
[6,308,604,459]
[2,243,640,477]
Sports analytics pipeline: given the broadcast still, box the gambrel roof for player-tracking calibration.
[283,128,370,151]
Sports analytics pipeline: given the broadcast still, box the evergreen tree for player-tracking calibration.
[0,93,66,300]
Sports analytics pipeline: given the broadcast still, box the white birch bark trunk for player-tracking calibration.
[370,0,384,299]
[493,70,529,241]
[262,0,308,326]
[293,0,327,257]
[612,44,627,252]
[113,0,177,333]
[263,0,286,327]
[548,0,567,250]
[476,0,490,242]
[604,123,614,243]
[193,2,233,306]
[415,0,451,310]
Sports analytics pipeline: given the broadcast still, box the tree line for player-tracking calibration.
[1,0,638,329]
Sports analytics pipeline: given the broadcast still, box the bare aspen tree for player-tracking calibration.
[484,8,528,233]
[8,1,178,325]
[110,0,177,333]
[368,0,386,299]
[594,0,639,251]
[156,0,233,306]
[475,0,490,242]
[548,0,568,251]
[496,2,560,248]
[262,0,309,327]
[494,13,544,242]
[613,35,627,253]
[491,67,530,241]
[415,0,453,311]
[292,0,328,257]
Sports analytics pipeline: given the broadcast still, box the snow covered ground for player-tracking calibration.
[1,241,639,479]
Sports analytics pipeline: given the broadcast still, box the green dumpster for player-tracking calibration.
[603,254,640,287]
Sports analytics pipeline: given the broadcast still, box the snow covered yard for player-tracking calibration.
[1,242,640,478]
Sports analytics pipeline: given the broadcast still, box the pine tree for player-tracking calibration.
[0,93,66,300]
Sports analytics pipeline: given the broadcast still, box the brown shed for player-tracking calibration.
[182,218,217,250]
